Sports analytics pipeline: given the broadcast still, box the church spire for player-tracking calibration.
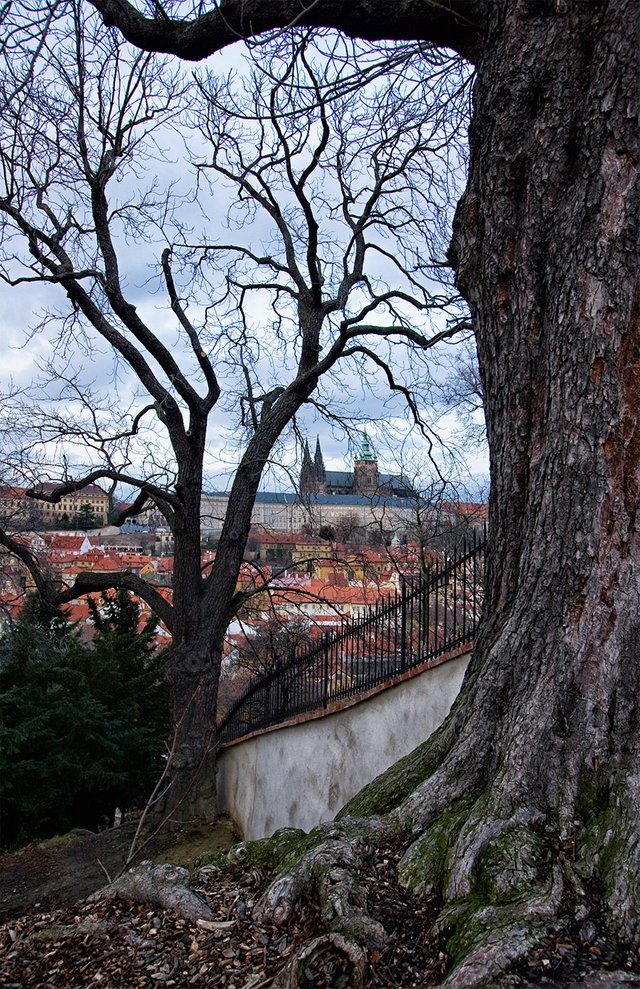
[314,435,326,484]
[300,440,314,494]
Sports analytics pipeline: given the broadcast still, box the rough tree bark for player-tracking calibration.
[448,0,639,893]
[394,0,639,979]
[86,1,639,982]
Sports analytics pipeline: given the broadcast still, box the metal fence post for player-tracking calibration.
[322,633,330,709]
[400,576,407,673]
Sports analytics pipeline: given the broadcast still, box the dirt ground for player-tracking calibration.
[0,817,238,922]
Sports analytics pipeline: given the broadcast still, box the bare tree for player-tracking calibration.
[83,1,640,983]
[332,512,364,544]
[0,10,469,823]
[390,465,487,563]
[437,334,486,447]
[233,614,310,680]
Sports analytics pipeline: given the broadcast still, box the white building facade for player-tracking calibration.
[200,490,418,536]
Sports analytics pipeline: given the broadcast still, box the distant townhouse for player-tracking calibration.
[0,486,35,526]
[0,482,110,528]
[30,482,110,527]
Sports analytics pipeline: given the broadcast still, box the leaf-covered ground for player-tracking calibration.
[1,826,640,987]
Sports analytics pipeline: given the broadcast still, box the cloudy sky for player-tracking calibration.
[0,17,489,502]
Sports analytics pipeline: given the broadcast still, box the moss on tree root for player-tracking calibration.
[196,826,318,873]
[397,801,472,899]
[395,800,557,968]
[191,741,640,985]
[437,826,555,967]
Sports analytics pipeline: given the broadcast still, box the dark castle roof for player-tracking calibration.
[324,470,413,497]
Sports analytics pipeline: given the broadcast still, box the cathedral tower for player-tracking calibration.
[353,431,379,496]
[299,440,314,494]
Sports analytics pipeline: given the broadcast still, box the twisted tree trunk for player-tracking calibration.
[157,635,220,825]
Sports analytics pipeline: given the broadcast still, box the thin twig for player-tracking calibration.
[96,857,113,884]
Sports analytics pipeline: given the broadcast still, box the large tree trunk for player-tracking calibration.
[150,449,222,826]
[445,0,639,898]
[247,4,640,984]
[408,0,640,973]
[157,633,220,826]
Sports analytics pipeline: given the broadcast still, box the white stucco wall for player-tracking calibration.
[217,650,471,840]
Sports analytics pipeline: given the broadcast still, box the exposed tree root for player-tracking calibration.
[82,659,640,987]
[88,860,214,922]
[441,921,544,988]
[254,820,392,946]
[434,860,565,988]
[596,794,640,947]
[234,735,640,989]
[270,933,365,989]
[85,774,640,987]
[243,812,558,987]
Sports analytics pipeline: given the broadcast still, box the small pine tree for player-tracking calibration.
[318,524,335,541]
[86,590,169,814]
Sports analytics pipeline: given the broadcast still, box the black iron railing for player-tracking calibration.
[218,534,486,744]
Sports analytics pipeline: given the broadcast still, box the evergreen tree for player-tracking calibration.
[74,503,101,530]
[0,594,168,850]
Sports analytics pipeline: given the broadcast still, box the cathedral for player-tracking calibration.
[299,433,412,499]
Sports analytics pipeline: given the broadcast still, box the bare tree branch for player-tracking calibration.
[87,0,482,63]
[26,468,178,511]
[0,524,174,628]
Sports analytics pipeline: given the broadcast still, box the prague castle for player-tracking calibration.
[201,433,417,536]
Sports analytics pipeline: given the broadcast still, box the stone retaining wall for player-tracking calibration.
[216,648,471,840]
